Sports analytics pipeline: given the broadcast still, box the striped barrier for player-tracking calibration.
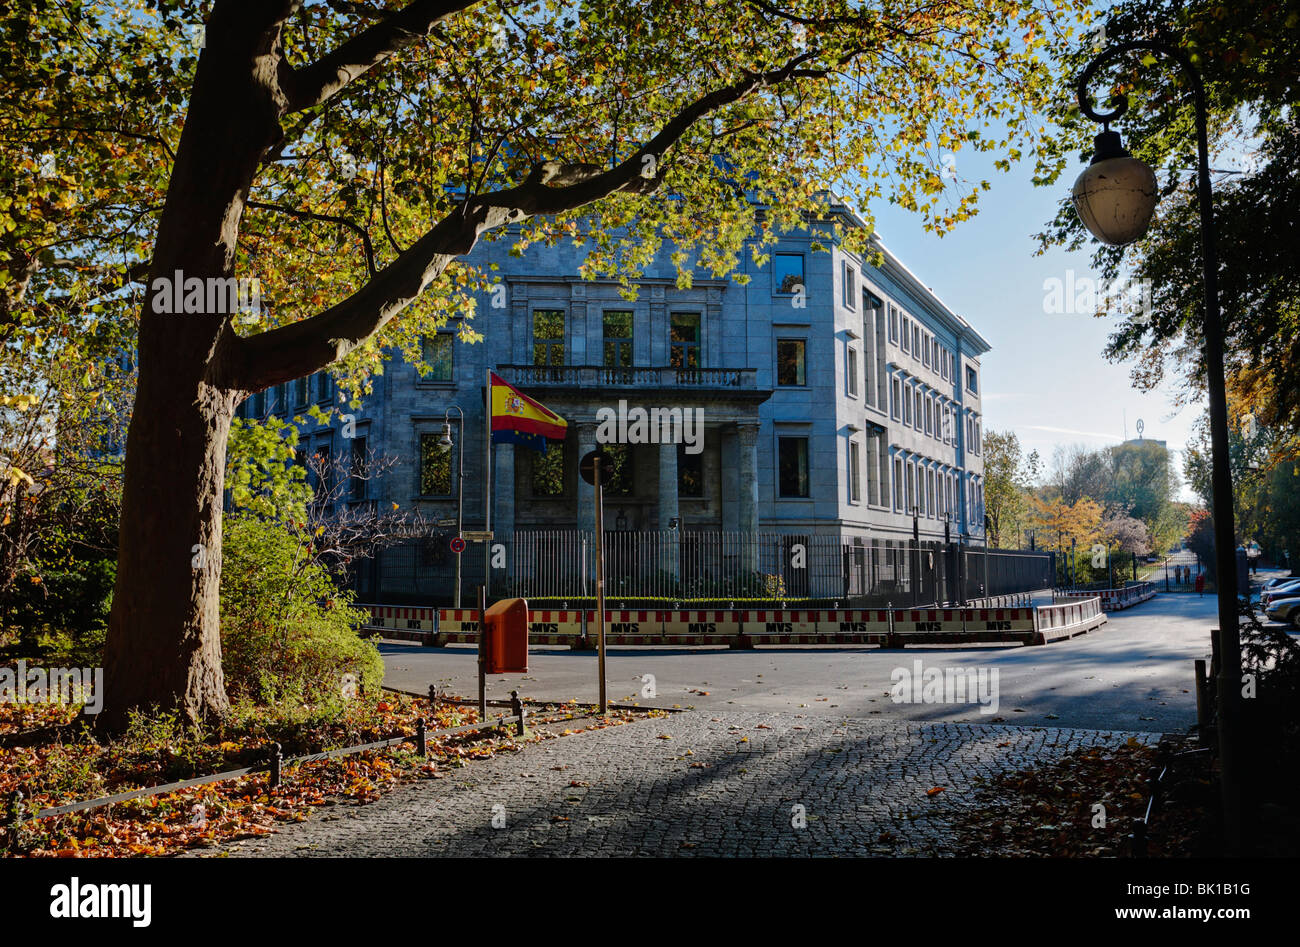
[812,609,892,644]
[659,610,740,644]
[526,609,585,644]
[585,609,666,645]
[358,598,1109,649]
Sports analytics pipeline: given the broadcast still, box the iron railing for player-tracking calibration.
[350,529,1055,608]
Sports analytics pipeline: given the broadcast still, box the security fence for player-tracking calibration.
[349,529,1055,609]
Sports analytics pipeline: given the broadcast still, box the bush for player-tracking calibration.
[220,514,382,709]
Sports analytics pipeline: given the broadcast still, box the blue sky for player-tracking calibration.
[867,145,1202,502]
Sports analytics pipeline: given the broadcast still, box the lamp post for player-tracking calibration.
[1073,41,1241,851]
[911,505,920,606]
[439,406,465,608]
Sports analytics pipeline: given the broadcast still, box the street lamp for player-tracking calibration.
[439,406,465,608]
[1074,41,1242,851]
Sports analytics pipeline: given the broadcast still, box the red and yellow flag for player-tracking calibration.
[489,371,567,450]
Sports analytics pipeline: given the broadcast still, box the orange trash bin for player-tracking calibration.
[482,597,529,673]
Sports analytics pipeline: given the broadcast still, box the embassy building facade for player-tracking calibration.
[240,204,992,603]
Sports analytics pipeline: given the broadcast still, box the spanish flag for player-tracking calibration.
[489,371,568,452]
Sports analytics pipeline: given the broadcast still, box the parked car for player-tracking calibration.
[1263,576,1298,590]
[1264,595,1300,630]
[1261,579,1300,609]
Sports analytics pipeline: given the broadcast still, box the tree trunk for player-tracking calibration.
[99,3,290,729]
[102,368,237,728]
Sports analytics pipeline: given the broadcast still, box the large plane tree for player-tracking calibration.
[2,0,1090,726]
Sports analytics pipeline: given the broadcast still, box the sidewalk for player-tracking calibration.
[205,711,1158,857]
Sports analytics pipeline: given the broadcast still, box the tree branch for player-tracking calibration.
[281,0,483,112]
[246,200,377,278]
[228,52,825,391]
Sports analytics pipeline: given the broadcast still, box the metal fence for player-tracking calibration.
[349,529,1055,609]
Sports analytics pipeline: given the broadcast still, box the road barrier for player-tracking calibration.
[1033,596,1107,644]
[360,597,1108,648]
[1053,581,1156,611]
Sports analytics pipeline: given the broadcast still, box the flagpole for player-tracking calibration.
[484,366,492,599]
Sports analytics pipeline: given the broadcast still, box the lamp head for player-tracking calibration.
[1071,128,1159,246]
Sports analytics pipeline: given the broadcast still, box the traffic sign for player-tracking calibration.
[449,536,466,554]
[463,531,494,542]
[579,449,611,486]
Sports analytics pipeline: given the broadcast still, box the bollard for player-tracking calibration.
[510,690,526,737]
[1131,819,1147,858]
[416,717,428,756]
[427,683,439,709]
[1194,659,1208,740]
[268,742,283,789]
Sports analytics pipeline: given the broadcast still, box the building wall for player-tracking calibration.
[240,214,991,546]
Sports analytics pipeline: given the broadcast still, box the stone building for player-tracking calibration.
[240,203,991,600]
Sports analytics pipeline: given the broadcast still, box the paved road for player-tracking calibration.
[208,575,1291,857]
[215,710,1156,858]
[380,588,1223,732]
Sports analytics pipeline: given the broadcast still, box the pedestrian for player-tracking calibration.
[1194,572,1204,597]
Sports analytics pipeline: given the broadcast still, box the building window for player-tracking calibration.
[678,443,704,497]
[902,382,912,425]
[533,309,565,366]
[602,443,634,495]
[777,436,810,498]
[531,442,565,496]
[776,339,806,386]
[315,370,334,403]
[670,312,701,369]
[889,304,900,344]
[848,440,861,503]
[842,262,856,308]
[893,456,904,511]
[847,347,858,397]
[974,420,981,455]
[927,469,936,517]
[924,396,932,435]
[914,390,923,430]
[603,310,634,367]
[419,430,454,496]
[922,335,931,369]
[900,318,910,354]
[906,461,916,512]
[966,364,978,394]
[421,333,455,383]
[891,377,901,420]
[293,375,309,407]
[774,253,804,294]
[348,436,367,501]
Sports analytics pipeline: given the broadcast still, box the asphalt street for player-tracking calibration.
[378,562,1282,733]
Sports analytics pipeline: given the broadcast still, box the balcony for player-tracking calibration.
[497,364,767,401]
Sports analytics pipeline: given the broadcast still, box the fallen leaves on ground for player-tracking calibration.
[949,739,1212,857]
[0,695,663,858]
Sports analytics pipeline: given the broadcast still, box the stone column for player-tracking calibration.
[495,443,515,537]
[736,422,760,574]
[659,440,680,582]
[576,421,597,534]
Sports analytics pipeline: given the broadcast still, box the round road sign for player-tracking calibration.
[449,536,467,554]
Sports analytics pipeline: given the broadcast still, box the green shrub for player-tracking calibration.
[220,514,382,709]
